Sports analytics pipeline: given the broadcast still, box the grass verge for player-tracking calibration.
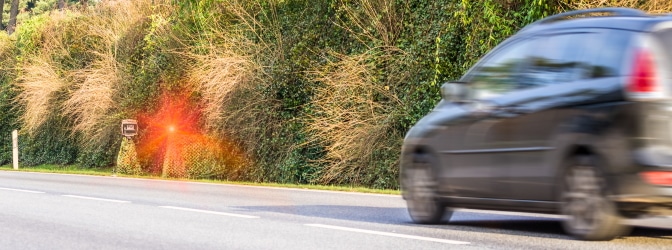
[0,164,400,195]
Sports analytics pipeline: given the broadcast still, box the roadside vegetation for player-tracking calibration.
[1,0,670,190]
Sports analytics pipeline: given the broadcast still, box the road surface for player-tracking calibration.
[0,171,670,249]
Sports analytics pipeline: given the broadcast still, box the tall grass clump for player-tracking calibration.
[187,36,266,179]
[0,33,12,56]
[176,0,299,183]
[336,0,401,48]
[564,0,672,13]
[63,52,119,144]
[62,0,157,142]
[298,0,409,188]
[180,0,276,134]
[14,53,80,165]
[307,50,403,188]
[15,56,66,133]
[187,34,258,133]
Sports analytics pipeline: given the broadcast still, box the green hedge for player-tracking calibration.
[0,0,563,189]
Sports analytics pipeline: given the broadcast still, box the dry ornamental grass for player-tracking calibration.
[15,57,66,133]
[308,51,402,184]
[62,52,119,143]
[565,0,672,13]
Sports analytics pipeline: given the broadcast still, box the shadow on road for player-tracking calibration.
[445,218,672,240]
[237,205,410,224]
[237,205,672,240]
[629,227,672,239]
[441,211,672,240]
[448,216,566,236]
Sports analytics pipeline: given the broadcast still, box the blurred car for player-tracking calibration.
[400,7,672,241]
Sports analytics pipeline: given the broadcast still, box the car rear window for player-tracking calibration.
[652,26,672,69]
[583,29,632,78]
[653,26,672,50]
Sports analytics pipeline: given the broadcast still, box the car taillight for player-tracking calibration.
[640,171,672,186]
[628,49,658,94]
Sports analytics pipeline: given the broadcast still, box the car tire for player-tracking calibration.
[404,153,450,224]
[560,155,630,241]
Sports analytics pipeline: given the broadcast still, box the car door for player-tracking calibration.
[437,37,536,199]
[482,33,582,201]
[501,30,633,201]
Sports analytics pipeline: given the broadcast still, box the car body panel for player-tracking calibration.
[401,13,672,218]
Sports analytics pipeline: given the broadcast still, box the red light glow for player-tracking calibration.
[640,171,672,186]
[629,49,657,93]
[135,90,246,177]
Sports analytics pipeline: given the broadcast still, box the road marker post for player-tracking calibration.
[12,130,18,170]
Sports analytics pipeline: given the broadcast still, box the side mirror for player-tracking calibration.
[440,82,469,102]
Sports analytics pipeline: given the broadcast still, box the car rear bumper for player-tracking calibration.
[610,174,672,216]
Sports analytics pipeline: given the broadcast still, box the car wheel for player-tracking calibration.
[560,155,630,241]
[404,154,450,224]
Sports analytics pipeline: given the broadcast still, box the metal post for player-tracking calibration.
[12,130,18,170]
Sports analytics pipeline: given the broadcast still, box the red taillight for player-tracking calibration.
[640,171,672,186]
[628,49,658,93]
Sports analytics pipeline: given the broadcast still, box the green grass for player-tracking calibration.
[0,164,115,176]
[0,164,401,195]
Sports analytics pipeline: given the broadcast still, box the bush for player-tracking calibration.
[0,34,18,166]
[116,137,142,175]
[11,0,671,189]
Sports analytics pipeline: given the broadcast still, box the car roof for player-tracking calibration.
[517,8,672,35]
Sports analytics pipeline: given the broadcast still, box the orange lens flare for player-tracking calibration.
[134,89,248,178]
[136,91,205,175]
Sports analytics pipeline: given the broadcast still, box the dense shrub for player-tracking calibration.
[3,0,668,189]
[0,33,18,166]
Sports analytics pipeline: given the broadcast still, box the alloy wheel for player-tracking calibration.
[560,156,628,240]
[404,154,447,224]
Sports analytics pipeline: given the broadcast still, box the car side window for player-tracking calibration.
[523,33,586,86]
[466,39,534,99]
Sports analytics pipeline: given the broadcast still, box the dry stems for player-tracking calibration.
[188,32,258,132]
[65,0,163,138]
[62,52,119,143]
[566,0,672,13]
[60,0,158,144]
[183,1,278,159]
[336,0,402,48]
[15,56,66,133]
[0,34,11,58]
[308,51,402,184]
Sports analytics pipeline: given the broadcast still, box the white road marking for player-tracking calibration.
[62,195,130,203]
[305,224,470,245]
[0,187,45,194]
[159,206,259,219]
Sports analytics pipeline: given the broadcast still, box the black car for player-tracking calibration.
[400,7,672,241]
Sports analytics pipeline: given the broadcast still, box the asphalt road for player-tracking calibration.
[0,171,670,249]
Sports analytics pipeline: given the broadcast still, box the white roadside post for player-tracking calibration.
[12,130,18,170]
